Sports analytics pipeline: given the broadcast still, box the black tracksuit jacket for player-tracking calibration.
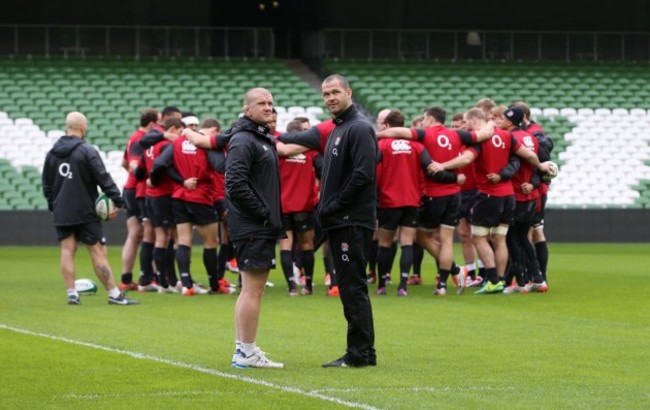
[225,116,285,241]
[42,135,124,226]
[280,105,377,231]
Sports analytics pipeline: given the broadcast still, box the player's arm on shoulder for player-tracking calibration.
[276,141,309,157]
[182,128,212,149]
[376,127,419,140]
[277,127,322,150]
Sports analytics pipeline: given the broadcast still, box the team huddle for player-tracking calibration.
[43,74,555,368]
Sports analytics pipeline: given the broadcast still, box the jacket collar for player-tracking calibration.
[333,104,358,126]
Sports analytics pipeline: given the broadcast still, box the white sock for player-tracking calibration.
[465,263,475,271]
[477,259,485,268]
[241,342,256,357]
[235,340,242,351]
[108,288,121,298]
[67,289,78,297]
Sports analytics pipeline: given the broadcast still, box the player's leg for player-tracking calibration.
[397,224,417,295]
[279,214,297,295]
[58,229,79,304]
[120,189,143,289]
[297,227,315,295]
[196,221,222,292]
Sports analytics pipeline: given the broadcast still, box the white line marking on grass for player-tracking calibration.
[1,324,380,410]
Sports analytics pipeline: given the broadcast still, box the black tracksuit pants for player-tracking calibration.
[327,226,376,365]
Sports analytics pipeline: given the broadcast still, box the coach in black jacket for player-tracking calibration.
[280,75,378,368]
[42,112,136,306]
[225,88,286,369]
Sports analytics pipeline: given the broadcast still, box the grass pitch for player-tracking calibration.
[1,243,648,409]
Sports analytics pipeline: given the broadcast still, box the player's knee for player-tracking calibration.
[470,225,490,237]
[490,225,509,236]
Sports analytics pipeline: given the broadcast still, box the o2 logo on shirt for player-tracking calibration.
[58,163,73,179]
[491,135,506,149]
[437,134,452,151]
[145,146,154,158]
[391,139,412,153]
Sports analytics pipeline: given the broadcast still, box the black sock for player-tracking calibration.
[121,272,133,284]
[203,248,219,290]
[486,267,499,284]
[153,247,168,287]
[177,245,193,288]
[280,250,295,290]
[377,246,392,288]
[535,241,549,281]
[412,243,424,276]
[478,266,486,280]
[399,245,413,289]
[166,240,178,286]
[217,244,229,280]
[451,261,460,276]
[302,249,314,290]
[438,268,451,288]
[139,241,154,283]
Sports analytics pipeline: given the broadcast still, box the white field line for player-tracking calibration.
[0,324,380,410]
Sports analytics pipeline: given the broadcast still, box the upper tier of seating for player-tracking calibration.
[0,57,326,152]
[2,58,650,210]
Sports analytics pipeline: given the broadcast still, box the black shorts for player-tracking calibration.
[418,194,461,230]
[173,200,218,226]
[532,194,547,227]
[123,188,143,220]
[232,238,277,271]
[460,189,479,220]
[377,206,418,230]
[213,199,227,222]
[55,221,106,245]
[514,200,537,226]
[470,193,516,228]
[146,195,174,228]
[282,211,315,233]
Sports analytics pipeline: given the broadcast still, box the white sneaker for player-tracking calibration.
[158,285,179,294]
[138,283,160,293]
[265,281,274,288]
[525,281,548,293]
[452,269,466,295]
[503,284,529,294]
[292,263,301,284]
[434,287,447,296]
[232,349,284,369]
[192,284,209,295]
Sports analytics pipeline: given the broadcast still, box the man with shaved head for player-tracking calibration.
[42,112,138,306]
[226,88,286,369]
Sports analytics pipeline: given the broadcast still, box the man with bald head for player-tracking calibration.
[225,88,286,369]
[42,112,138,306]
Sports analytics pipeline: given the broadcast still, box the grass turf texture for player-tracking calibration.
[1,244,648,409]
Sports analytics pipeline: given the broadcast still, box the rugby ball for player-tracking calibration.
[95,193,115,221]
[541,161,559,182]
[75,278,98,295]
